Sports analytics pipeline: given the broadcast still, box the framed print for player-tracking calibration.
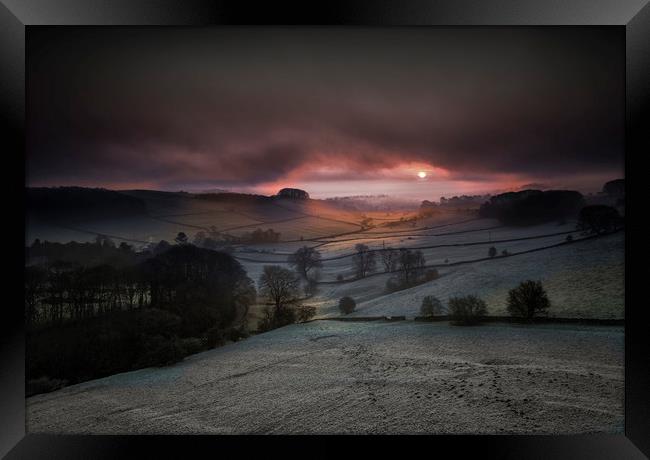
[1,0,649,458]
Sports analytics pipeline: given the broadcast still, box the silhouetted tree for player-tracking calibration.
[352,244,377,278]
[25,265,47,326]
[577,205,622,234]
[259,265,301,315]
[603,179,624,198]
[397,249,425,286]
[479,190,584,225]
[448,295,487,325]
[420,295,443,317]
[507,280,550,319]
[339,296,356,314]
[380,245,399,272]
[174,232,188,245]
[288,246,322,280]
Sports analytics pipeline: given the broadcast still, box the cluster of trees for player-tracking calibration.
[191,227,281,247]
[576,205,623,234]
[479,190,585,225]
[352,244,376,278]
[27,237,141,268]
[241,228,281,243]
[293,243,438,291]
[418,200,439,216]
[439,194,491,208]
[418,280,551,325]
[385,249,438,292]
[602,179,624,201]
[25,242,256,395]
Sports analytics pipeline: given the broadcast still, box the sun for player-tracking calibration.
[417,171,427,179]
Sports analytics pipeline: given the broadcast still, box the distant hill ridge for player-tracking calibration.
[27,187,148,221]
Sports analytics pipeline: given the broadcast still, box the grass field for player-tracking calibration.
[25,190,625,435]
[27,320,623,434]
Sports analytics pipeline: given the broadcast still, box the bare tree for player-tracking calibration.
[397,249,426,286]
[380,244,399,273]
[259,265,301,314]
[507,280,550,319]
[352,243,377,279]
[288,246,322,280]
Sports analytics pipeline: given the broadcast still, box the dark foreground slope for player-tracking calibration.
[27,320,623,434]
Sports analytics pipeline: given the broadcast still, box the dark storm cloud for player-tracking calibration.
[27,27,624,189]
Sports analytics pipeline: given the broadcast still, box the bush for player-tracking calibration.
[338,296,356,315]
[296,305,317,322]
[420,296,443,317]
[448,295,487,325]
[336,274,344,282]
[385,277,400,293]
[488,246,497,258]
[180,337,204,356]
[507,280,550,320]
[566,234,573,242]
[257,306,297,332]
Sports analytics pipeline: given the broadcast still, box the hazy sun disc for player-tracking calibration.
[417,171,427,179]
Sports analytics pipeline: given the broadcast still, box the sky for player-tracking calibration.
[27,27,624,200]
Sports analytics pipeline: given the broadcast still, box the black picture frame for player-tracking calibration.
[2,1,648,458]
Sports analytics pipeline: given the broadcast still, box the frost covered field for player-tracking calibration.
[25,193,625,434]
[27,320,623,434]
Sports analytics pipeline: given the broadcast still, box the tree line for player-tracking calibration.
[25,240,256,395]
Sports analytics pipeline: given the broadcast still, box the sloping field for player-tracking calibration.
[312,232,623,319]
[27,190,366,245]
[26,320,623,434]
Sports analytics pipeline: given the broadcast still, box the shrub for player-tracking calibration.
[180,337,204,355]
[565,234,573,242]
[448,295,487,325]
[338,296,356,315]
[385,277,400,293]
[488,246,497,258]
[296,305,317,322]
[336,274,345,282]
[501,249,509,257]
[257,305,297,332]
[507,280,551,320]
[420,296,443,317]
